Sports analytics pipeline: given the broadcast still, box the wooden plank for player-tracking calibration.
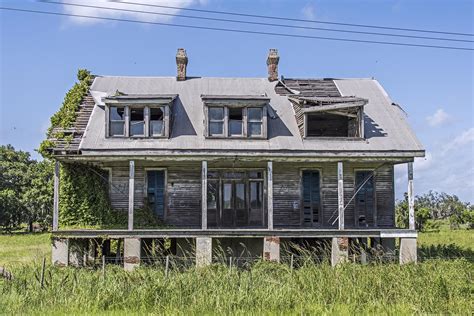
[53,161,60,231]
[408,162,415,230]
[128,160,135,231]
[267,161,273,230]
[337,162,344,230]
[202,161,208,230]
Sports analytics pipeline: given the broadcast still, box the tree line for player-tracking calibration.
[0,144,472,232]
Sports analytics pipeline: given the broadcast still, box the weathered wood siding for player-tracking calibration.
[272,162,395,228]
[105,161,394,229]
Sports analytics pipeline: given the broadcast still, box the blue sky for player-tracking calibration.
[1,0,473,202]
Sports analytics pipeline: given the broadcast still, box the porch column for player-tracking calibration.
[267,161,273,230]
[53,160,60,231]
[201,161,207,230]
[128,160,135,231]
[408,162,415,230]
[337,162,344,230]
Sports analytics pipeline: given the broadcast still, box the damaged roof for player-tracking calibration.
[69,76,424,159]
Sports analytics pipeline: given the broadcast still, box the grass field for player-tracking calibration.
[0,228,473,314]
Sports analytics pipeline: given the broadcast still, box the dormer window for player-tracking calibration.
[130,107,145,137]
[104,94,177,138]
[290,96,368,139]
[109,106,126,136]
[202,95,269,139]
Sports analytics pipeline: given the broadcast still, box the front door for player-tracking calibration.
[355,171,375,227]
[302,170,321,227]
[147,170,165,219]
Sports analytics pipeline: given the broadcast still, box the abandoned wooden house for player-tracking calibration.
[48,48,424,270]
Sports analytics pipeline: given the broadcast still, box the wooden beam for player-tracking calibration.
[53,161,60,231]
[337,162,344,230]
[302,102,365,113]
[128,160,135,231]
[267,161,273,230]
[202,161,208,230]
[408,162,415,230]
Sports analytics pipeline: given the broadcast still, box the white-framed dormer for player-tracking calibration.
[103,93,177,139]
[202,95,269,139]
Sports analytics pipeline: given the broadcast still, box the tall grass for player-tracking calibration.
[1,259,472,315]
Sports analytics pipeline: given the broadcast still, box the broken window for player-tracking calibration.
[150,107,164,136]
[130,108,145,136]
[306,113,349,137]
[109,106,126,136]
[228,108,243,136]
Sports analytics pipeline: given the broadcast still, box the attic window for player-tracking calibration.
[228,108,243,136]
[109,106,126,136]
[130,108,145,136]
[306,113,349,137]
[150,107,164,136]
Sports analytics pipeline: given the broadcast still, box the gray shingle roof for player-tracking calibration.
[77,76,424,158]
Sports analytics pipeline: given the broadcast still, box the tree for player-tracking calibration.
[0,145,53,232]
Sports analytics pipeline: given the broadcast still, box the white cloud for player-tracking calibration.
[426,108,451,127]
[61,0,206,25]
[301,3,316,20]
[442,127,474,154]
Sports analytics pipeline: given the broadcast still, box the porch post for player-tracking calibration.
[201,161,207,230]
[267,161,273,230]
[128,160,135,231]
[408,162,415,230]
[337,162,344,230]
[53,160,60,231]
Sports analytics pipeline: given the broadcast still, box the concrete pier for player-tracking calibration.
[52,238,69,266]
[196,237,212,267]
[124,238,141,271]
[399,238,417,264]
[331,237,349,266]
[263,236,280,262]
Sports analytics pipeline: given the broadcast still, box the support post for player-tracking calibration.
[196,237,212,267]
[263,236,280,262]
[337,162,344,230]
[52,237,69,266]
[408,162,415,230]
[53,160,59,231]
[267,161,273,230]
[128,160,135,231]
[399,237,417,264]
[201,161,207,230]
[124,238,141,271]
[331,237,349,266]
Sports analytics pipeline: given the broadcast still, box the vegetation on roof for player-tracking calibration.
[38,69,91,158]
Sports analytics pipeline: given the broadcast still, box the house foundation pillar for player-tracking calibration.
[124,238,141,271]
[52,238,69,267]
[263,236,280,262]
[331,237,349,266]
[399,238,417,264]
[196,237,212,267]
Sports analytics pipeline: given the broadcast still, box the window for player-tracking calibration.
[150,107,164,136]
[130,108,145,136]
[206,105,267,138]
[228,108,243,136]
[109,106,125,136]
[248,107,263,137]
[209,107,225,136]
[106,104,170,138]
[302,170,321,227]
[306,113,349,137]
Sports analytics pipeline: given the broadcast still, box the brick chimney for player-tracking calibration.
[266,49,279,82]
[176,48,188,81]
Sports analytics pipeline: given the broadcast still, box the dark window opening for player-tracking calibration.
[355,171,375,228]
[302,170,321,227]
[150,107,164,136]
[228,108,243,136]
[130,108,145,136]
[147,170,165,219]
[109,106,125,136]
[306,113,350,137]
